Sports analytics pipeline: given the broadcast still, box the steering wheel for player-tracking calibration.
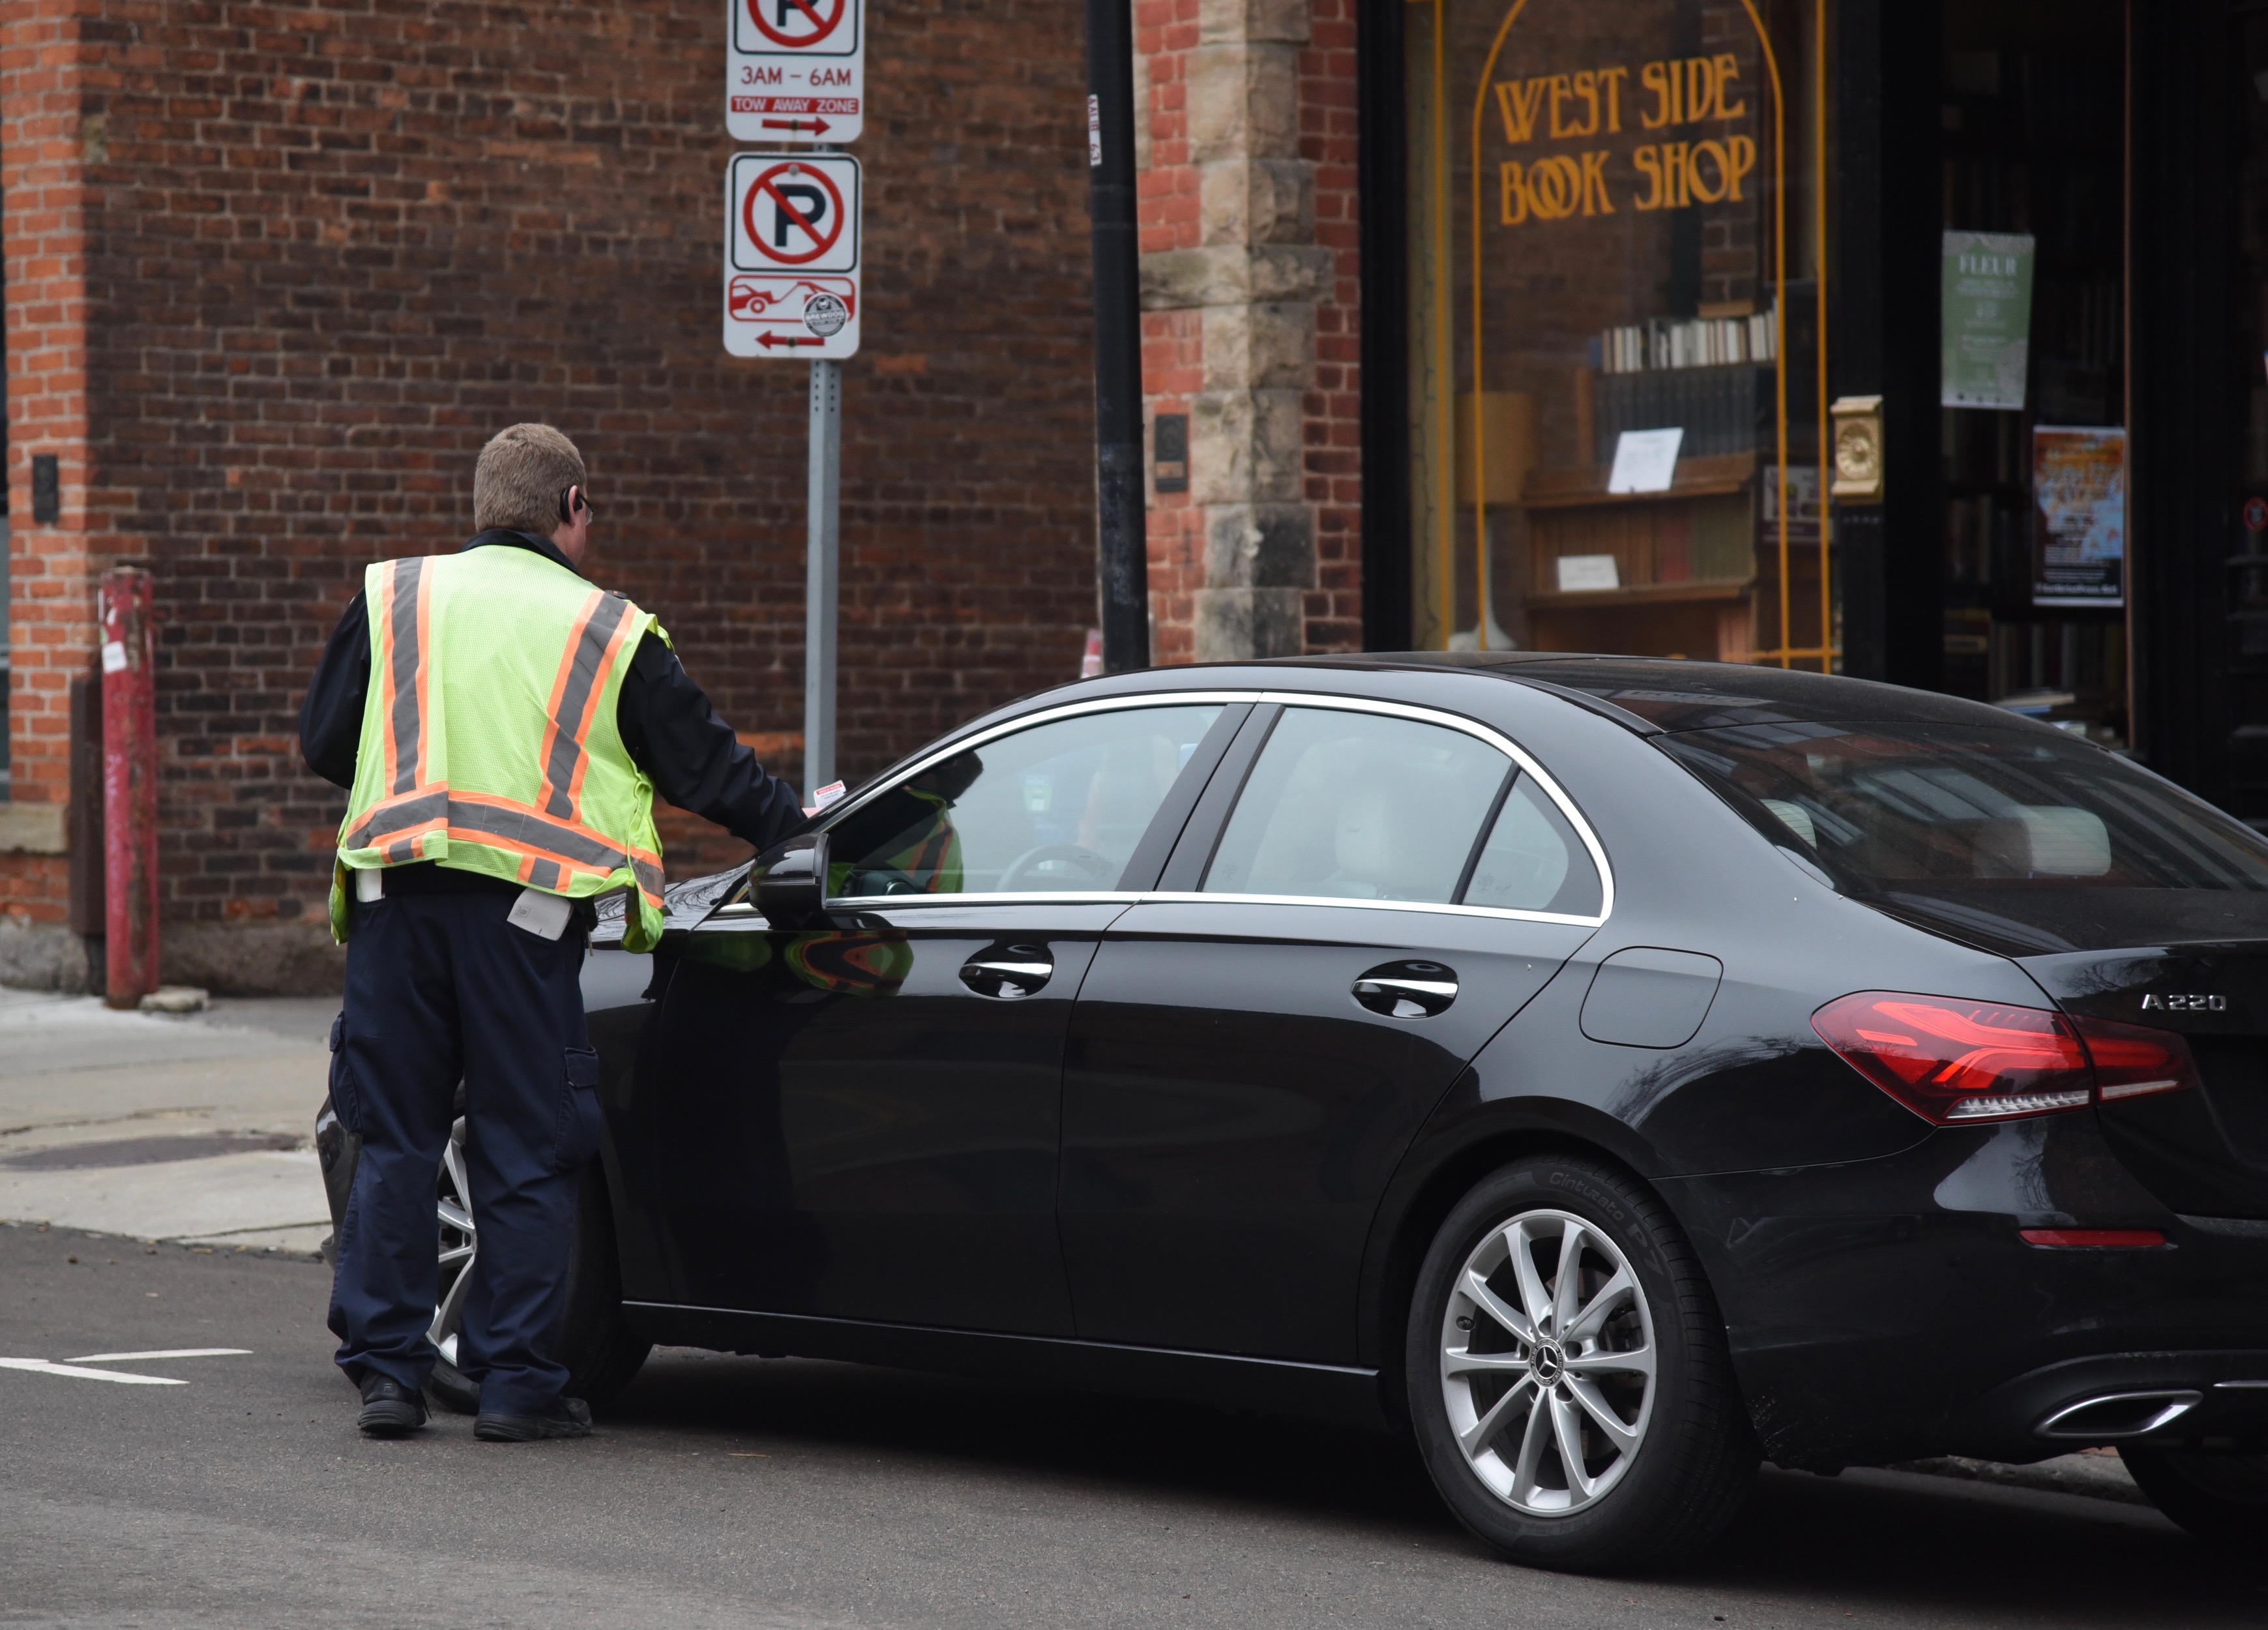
[998,844,1117,892]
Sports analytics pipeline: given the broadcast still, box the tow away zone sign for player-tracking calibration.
[724,152,861,359]
[728,0,864,145]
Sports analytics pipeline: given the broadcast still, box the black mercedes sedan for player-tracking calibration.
[318,653,2268,1571]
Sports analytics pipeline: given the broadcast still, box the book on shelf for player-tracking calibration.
[1593,307,1779,376]
[1593,366,1771,464]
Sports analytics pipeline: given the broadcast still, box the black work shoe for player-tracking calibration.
[474,1396,593,1442]
[356,1374,429,1438]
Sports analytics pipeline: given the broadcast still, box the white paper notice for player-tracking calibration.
[1555,554,1622,593]
[1607,428,1683,494]
[100,641,128,674]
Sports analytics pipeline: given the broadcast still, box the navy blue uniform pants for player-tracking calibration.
[325,888,604,1415]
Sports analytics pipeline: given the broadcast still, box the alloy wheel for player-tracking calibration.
[1439,1208,1657,1516]
[430,1116,475,1369]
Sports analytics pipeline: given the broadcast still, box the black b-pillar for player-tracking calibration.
[1085,0,1151,674]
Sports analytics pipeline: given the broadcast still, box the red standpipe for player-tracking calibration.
[98,569,159,1008]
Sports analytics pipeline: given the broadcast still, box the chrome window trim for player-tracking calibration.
[1137,891,1604,928]
[806,687,1615,930]
[804,887,1603,931]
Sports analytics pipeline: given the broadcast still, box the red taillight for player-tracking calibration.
[1811,992,2197,1126]
[2072,1013,2199,1104]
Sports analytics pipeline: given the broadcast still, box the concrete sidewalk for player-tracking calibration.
[0,988,335,1254]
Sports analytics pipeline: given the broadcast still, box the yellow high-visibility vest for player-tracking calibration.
[328,545,668,951]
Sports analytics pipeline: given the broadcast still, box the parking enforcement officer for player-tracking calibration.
[298,423,804,1441]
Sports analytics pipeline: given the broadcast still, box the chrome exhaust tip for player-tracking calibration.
[2034,1388,2202,1442]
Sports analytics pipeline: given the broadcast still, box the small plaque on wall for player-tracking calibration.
[1153,413,1188,494]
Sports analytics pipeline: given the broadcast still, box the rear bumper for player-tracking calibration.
[1658,1116,2268,1468]
[1945,1350,2268,1462]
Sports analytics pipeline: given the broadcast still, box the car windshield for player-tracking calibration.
[1658,722,2268,953]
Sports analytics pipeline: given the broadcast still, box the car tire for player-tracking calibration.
[314,1091,651,1415]
[1405,1153,1757,1573]
[2118,1447,2268,1547]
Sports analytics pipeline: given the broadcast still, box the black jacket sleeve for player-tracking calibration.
[616,633,804,852]
[299,593,371,790]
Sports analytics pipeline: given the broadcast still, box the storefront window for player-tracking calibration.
[1405,0,1830,666]
[1939,1,2127,747]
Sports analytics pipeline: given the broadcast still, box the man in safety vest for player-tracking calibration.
[298,423,804,1441]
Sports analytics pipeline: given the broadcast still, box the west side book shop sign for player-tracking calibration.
[728,0,863,144]
[724,152,861,359]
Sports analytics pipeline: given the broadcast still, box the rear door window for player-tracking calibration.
[1200,705,1603,916]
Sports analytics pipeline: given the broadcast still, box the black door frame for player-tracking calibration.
[2130,0,2248,812]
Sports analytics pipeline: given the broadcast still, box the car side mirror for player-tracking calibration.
[754,833,830,930]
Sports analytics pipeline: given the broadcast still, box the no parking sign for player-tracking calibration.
[723,152,861,359]
[728,0,864,144]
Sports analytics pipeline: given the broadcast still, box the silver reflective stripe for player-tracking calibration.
[541,593,633,819]
[446,799,624,870]
[346,795,658,902]
[346,788,448,850]
[386,559,428,796]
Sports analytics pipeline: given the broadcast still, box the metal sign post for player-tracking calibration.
[725,0,865,797]
[803,357,842,792]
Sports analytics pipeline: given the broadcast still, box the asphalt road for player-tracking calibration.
[1,1224,2260,1630]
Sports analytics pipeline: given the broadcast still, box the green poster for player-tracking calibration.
[1941,231,2035,411]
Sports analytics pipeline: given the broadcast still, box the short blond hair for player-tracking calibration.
[473,423,587,535]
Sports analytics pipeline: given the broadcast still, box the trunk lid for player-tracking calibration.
[2023,941,2268,1218]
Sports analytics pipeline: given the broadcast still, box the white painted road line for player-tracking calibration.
[0,1359,184,1386]
[65,1348,252,1363]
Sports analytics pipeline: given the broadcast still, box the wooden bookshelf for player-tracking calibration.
[1520,451,1758,509]
[1514,452,1762,662]
[1525,578,1750,609]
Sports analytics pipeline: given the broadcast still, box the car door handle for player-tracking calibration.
[1353,960,1458,1019]
[960,945,1053,1001]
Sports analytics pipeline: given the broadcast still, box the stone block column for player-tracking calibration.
[1135,0,1334,661]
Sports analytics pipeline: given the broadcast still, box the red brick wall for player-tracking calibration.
[1303,0,1363,652]
[0,0,100,921]
[4,0,1104,938]
[1134,0,1200,668]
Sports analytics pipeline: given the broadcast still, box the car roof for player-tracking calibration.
[1208,652,2035,734]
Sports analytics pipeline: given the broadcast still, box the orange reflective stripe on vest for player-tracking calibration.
[374,558,435,797]
[347,785,664,906]
[539,589,639,820]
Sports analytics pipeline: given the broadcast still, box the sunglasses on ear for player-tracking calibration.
[557,485,597,524]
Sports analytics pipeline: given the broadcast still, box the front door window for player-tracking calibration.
[825,704,1226,897]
